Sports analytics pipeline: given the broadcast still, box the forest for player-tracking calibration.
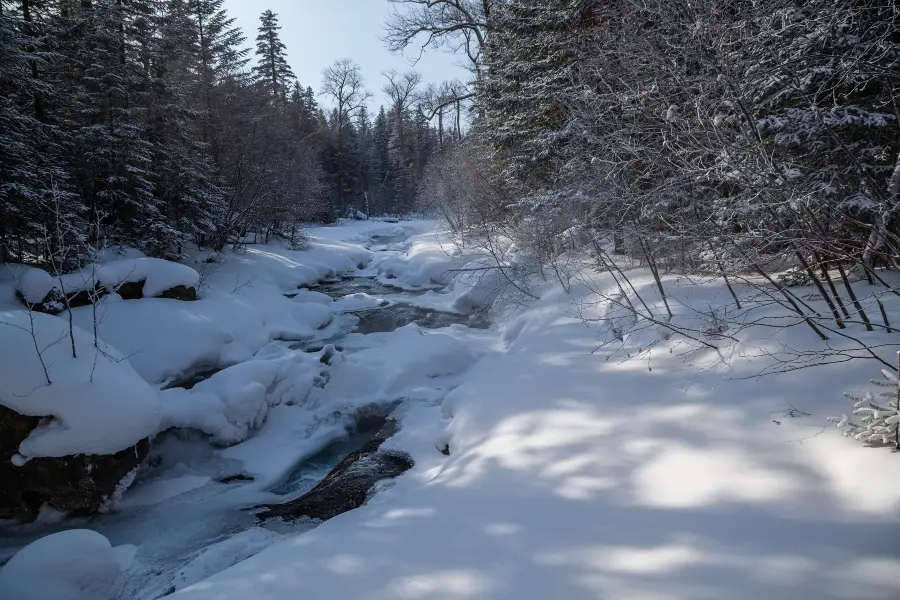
[1,0,453,264]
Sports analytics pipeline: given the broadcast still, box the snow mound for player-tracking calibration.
[158,354,323,445]
[291,289,334,305]
[332,292,389,313]
[290,301,335,334]
[0,529,128,600]
[369,233,462,289]
[0,310,161,460]
[12,258,199,305]
[71,299,236,385]
[97,258,199,297]
[13,266,56,304]
[323,325,477,403]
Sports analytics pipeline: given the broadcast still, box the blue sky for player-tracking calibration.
[224,0,469,110]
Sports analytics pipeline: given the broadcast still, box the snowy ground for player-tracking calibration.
[1,218,496,599]
[4,219,900,600]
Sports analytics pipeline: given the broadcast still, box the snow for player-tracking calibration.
[172,230,900,600]
[13,265,56,304]
[7,219,900,600]
[0,310,161,460]
[158,353,323,446]
[331,292,390,312]
[9,258,199,306]
[96,257,199,297]
[290,289,334,305]
[369,231,462,289]
[0,530,130,600]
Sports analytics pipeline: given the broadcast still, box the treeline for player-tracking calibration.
[0,0,447,265]
[399,0,899,359]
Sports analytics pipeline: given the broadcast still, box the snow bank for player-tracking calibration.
[158,352,323,445]
[0,529,131,600]
[175,267,900,600]
[0,310,161,460]
[11,258,199,305]
[369,232,462,289]
[97,258,199,297]
[169,528,282,593]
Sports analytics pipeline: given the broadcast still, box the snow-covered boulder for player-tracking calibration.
[0,311,160,518]
[0,529,133,600]
[12,258,199,314]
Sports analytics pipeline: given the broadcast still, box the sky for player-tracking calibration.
[223,0,470,111]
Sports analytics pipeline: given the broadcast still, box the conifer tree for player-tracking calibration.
[252,10,295,103]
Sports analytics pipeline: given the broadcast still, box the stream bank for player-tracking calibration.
[0,220,490,599]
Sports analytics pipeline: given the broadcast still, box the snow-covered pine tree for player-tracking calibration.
[184,0,250,145]
[0,2,72,263]
[58,0,157,253]
[252,10,295,103]
[482,0,593,188]
[734,0,900,267]
[141,0,224,257]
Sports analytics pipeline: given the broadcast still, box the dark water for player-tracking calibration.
[270,414,388,496]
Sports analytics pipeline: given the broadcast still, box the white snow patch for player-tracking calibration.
[0,530,127,600]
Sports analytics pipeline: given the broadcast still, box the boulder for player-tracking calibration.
[0,404,148,521]
[255,419,413,522]
[156,284,197,301]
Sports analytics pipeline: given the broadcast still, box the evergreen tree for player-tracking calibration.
[252,10,295,103]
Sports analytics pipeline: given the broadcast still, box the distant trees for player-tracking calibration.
[0,1,444,268]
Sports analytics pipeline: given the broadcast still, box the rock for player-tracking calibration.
[19,286,103,315]
[0,404,148,521]
[114,279,145,300]
[17,279,196,313]
[255,419,413,522]
[156,284,197,301]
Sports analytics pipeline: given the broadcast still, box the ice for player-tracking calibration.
[0,310,161,460]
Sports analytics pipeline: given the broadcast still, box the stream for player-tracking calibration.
[0,240,486,599]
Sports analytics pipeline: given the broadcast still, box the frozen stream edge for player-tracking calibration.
[0,223,490,600]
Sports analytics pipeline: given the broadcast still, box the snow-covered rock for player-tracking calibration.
[12,259,199,313]
[0,310,159,518]
[0,529,132,600]
[158,354,324,446]
[0,310,160,460]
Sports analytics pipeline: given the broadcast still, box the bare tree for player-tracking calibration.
[320,58,372,215]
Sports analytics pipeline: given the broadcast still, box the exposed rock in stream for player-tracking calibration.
[254,419,414,522]
[0,405,149,520]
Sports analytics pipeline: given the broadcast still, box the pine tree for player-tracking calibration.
[184,0,249,141]
[482,0,593,187]
[252,10,295,103]
[0,2,68,262]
